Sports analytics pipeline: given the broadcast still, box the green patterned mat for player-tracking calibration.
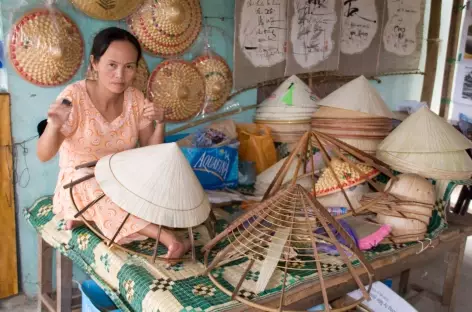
[27,191,452,312]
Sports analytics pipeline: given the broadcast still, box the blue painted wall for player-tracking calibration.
[0,0,446,297]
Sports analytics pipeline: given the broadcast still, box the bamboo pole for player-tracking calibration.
[439,0,466,118]
[421,0,443,105]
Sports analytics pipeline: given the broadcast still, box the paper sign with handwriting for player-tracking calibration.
[239,0,287,67]
[383,0,422,56]
[341,0,378,54]
[285,0,341,75]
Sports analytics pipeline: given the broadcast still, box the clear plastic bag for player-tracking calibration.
[3,0,85,87]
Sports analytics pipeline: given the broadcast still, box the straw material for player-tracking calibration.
[317,183,371,210]
[127,0,202,57]
[378,106,472,153]
[383,173,435,205]
[8,9,84,87]
[95,142,211,228]
[192,54,232,113]
[70,0,144,20]
[86,57,149,93]
[376,150,472,180]
[202,184,373,311]
[313,106,375,119]
[315,158,380,197]
[147,60,205,122]
[316,76,394,118]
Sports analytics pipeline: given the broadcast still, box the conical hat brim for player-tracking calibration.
[378,106,472,153]
[376,150,472,180]
[313,106,378,119]
[316,76,394,118]
[95,143,210,228]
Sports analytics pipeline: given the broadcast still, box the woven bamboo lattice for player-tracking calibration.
[64,159,217,264]
[201,131,402,311]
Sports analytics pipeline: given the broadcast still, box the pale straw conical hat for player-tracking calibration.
[95,142,211,228]
[316,76,394,118]
[378,106,472,153]
[70,0,144,20]
[8,9,84,87]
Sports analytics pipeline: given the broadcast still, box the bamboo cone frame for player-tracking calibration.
[66,162,216,264]
[264,131,398,218]
[203,184,374,312]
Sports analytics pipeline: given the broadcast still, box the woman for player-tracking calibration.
[37,27,191,260]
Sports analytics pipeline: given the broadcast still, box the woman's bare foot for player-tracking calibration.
[64,220,84,230]
[165,239,192,263]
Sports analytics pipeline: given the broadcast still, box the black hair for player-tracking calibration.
[90,27,142,64]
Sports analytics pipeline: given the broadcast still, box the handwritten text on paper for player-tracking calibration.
[341,0,378,54]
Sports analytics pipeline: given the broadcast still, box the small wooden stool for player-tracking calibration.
[37,235,81,312]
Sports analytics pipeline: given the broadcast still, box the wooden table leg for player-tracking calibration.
[56,249,73,312]
[441,237,467,312]
[38,235,53,312]
[399,269,410,297]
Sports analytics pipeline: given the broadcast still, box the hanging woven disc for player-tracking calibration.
[69,0,145,21]
[85,57,149,94]
[8,9,84,87]
[192,54,233,113]
[127,0,202,57]
[147,60,205,122]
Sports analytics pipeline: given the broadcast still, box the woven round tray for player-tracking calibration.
[127,0,202,57]
[147,60,205,122]
[8,9,84,87]
[85,57,149,93]
[70,0,145,21]
[192,54,232,113]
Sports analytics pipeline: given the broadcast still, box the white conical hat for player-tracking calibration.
[258,75,319,109]
[95,143,211,228]
[378,106,472,153]
[316,76,394,118]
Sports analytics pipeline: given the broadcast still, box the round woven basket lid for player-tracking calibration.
[127,0,202,57]
[192,54,232,113]
[9,9,84,87]
[315,158,380,197]
[147,60,205,122]
[85,57,149,93]
[70,0,145,21]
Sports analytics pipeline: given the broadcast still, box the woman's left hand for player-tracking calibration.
[143,99,165,124]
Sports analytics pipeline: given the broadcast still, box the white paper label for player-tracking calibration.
[340,0,378,54]
[239,0,287,67]
[290,0,337,68]
[383,0,422,56]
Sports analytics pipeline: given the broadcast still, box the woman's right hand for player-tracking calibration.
[47,99,72,130]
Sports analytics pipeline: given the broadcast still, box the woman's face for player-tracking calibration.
[92,40,138,94]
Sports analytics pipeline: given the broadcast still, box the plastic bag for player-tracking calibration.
[236,123,277,174]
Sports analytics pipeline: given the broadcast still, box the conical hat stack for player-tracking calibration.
[255,75,319,145]
[376,106,472,180]
[312,76,394,154]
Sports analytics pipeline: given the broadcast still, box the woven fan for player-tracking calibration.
[147,60,205,122]
[86,57,149,93]
[8,9,84,87]
[192,54,233,113]
[316,76,394,119]
[127,0,202,57]
[378,106,472,153]
[70,0,144,20]
[202,184,374,312]
[65,143,215,263]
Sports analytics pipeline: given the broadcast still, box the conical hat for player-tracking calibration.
[313,106,375,119]
[378,106,472,153]
[315,158,380,197]
[95,143,211,228]
[316,76,394,118]
[258,75,319,109]
[70,0,144,20]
